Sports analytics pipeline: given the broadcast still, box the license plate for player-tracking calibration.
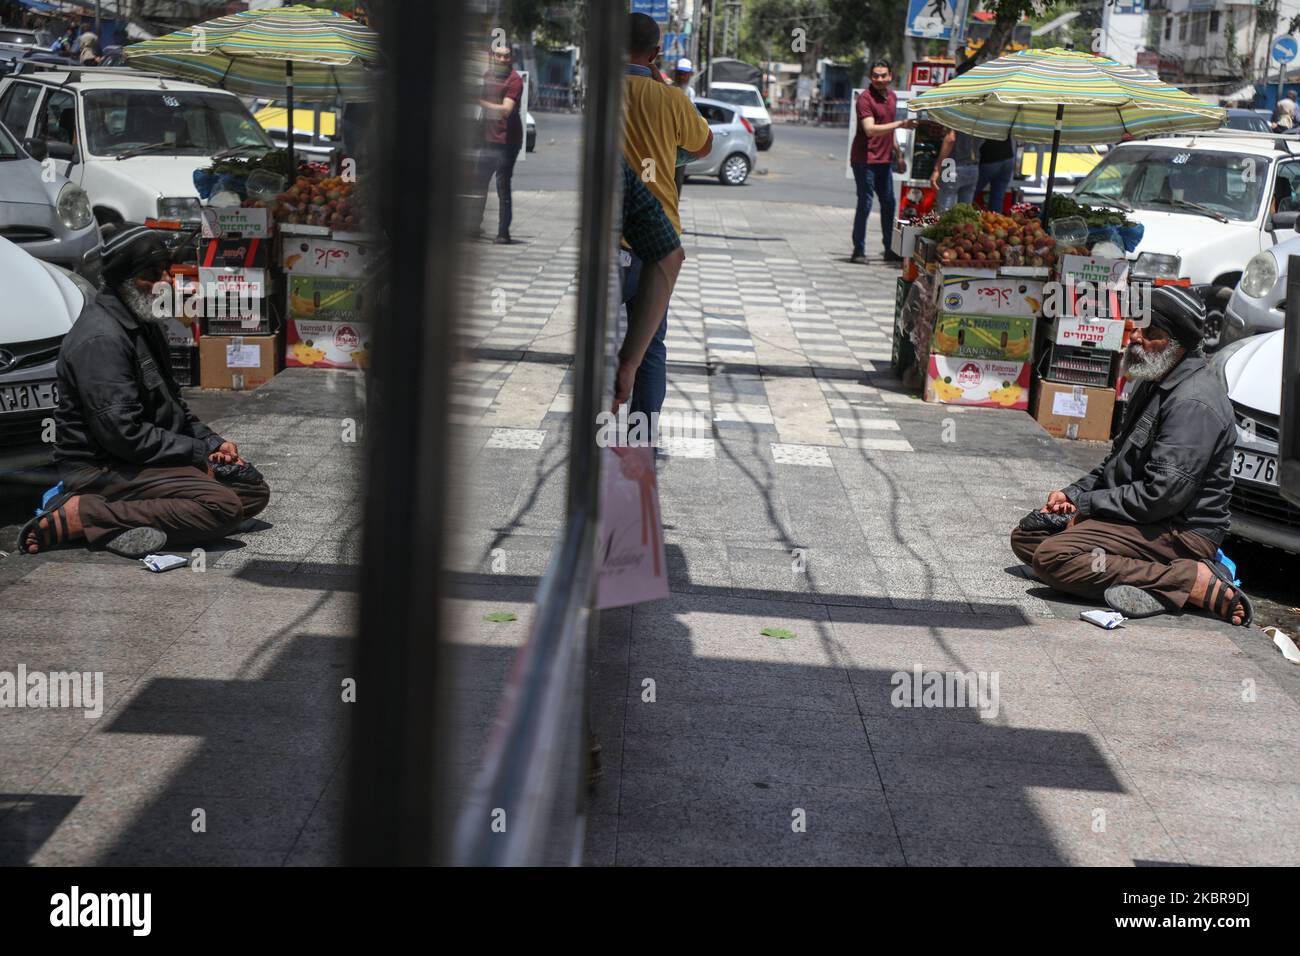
[1232,449,1279,486]
[0,380,59,414]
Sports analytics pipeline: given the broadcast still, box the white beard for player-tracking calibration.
[1121,342,1182,381]
[116,279,167,324]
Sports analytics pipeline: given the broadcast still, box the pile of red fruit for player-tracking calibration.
[267,172,364,230]
[937,210,1061,268]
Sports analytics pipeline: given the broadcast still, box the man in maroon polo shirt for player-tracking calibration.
[473,43,526,243]
[850,61,913,264]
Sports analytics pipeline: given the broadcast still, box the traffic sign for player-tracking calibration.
[1273,35,1297,65]
[662,31,688,59]
[631,0,669,24]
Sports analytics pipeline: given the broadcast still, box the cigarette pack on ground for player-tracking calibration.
[198,334,280,390]
[939,274,1044,318]
[287,318,371,370]
[287,275,368,322]
[932,313,1034,361]
[924,355,1030,409]
[1033,381,1117,442]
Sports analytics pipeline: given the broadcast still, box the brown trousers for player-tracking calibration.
[64,463,270,548]
[1010,517,1217,610]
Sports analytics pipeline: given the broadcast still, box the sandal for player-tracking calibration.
[104,527,168,560]
[15,493,75,554]
[1200,559,1253,627]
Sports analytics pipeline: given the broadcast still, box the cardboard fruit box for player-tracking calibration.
[939,274,1044,318]
[924,355,1031,410]
[932,313,1034,361]
[198,334,280,390]
[287,275,367,323]
[1033,380,1117,442]
[287,318,372,370]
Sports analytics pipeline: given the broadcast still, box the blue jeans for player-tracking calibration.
[937,164,979,212]
[851,161,895,256]
[473,142,521,237]
[619,251,668,421]
[976,157,1014,213]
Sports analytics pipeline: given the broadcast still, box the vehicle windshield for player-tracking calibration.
[709,87,763,108]
[1071,144,1270,221]
[82,89,273,157]
[0,30,37,46]
[1226,113,1270,133]
[0,119,18,159]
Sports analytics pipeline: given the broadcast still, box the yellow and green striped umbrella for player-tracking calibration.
[911,47,1226,145]
[123,4,381,103]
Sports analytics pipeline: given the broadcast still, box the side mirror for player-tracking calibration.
[45,140,76,162]
[1271,210,1300,231]
[22,137,47,162]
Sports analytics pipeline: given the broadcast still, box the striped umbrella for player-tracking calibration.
[911,48,1227,218]
[124,4,381,172]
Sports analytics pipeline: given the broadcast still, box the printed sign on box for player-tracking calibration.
[200,237,268,269]
[1054,316,1126,351]
[200,205,270,239]
[932,313,1034,361]
[924,355,1031,409]
[288,275,366,322]
[940,275,1044,318]
[281,238,370,278]
[160,319,198,348]
[287,318,371,370]
[198,266,266,298]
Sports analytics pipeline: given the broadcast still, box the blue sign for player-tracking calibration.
[1273,36,1298,65]
[662,32,689,59]
[631,0,669,24]
[904,0,964,43]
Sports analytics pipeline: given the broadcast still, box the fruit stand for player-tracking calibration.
[174,150,375,388]
[893,201,1140,440]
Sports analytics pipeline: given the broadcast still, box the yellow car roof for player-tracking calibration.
[254,106,337,137]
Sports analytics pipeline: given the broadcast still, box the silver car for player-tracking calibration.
[1221,226,1300,348]
[683,97,756,187]
[0,118,101,281]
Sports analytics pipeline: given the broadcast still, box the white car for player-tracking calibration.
[0,235,92,487]
[1067,131,1300,347]
[1212,329,1298,553]
[701,81,772,150]
[0,67,274,228]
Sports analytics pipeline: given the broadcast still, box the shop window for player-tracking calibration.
[1164,17,1172,41]
[1210,10,1220,32]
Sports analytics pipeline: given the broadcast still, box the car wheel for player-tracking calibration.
[526,134,536,152]
[757,139,772,151]
[719,154,750,186]
[1201,284,1233,352]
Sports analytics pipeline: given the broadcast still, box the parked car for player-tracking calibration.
[683,97,756,186]
[1068,131,1300,348]
[701,81,772,150]
[1220,231,1300,347]
[526,110,535,152]
[0,235,93,488]
[1224,107,1271,133]
[253,100,340,163]
[1016,142,1107,203]
[0,116,100,280]
[1211,329,1299,553]
[0,27,43,49]
[0,67,274,228]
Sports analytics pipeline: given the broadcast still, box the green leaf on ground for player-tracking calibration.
[485,612,518,622]
[761,627,795,639]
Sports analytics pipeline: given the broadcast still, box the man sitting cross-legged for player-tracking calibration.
[1010,286,1253,627]
[18,223,269,559]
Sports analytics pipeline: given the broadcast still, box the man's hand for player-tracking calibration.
[209,440,243,466]
[900,118,916,130]
[1044,490,1077,515]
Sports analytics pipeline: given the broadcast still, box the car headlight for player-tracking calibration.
[1132,252,1181,279]
[157,197,200,220]
[1239,251,1279,299]
[56,183,92,231]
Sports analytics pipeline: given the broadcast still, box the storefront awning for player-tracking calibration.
[16,0,61,13]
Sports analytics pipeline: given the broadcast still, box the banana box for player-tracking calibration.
[287,318,372,370]
[939,275,1044,317]
[287,275,368,322]
[925,355,1030,410]
[931,313,1034,361]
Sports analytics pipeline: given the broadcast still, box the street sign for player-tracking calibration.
[631,0,670,25]
[662,31,688,59]
[1273,36,1297,65]
[905,0,964,42]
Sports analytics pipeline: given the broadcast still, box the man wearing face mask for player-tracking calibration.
[18,224,269,558]
[1010,286,1253,627]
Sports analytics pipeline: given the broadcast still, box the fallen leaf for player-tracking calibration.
[485,612,517,622]
[761,626,795,640]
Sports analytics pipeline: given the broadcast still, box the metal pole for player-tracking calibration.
[286,60,295,177]
[705,0,714,95]
[1041,102,1064,226]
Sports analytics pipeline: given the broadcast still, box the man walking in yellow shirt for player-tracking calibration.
[620,12,712,423]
